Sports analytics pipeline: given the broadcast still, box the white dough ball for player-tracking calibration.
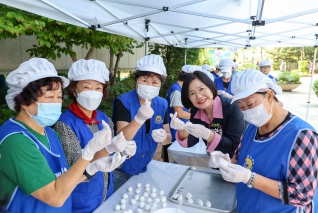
[128,187,133,192]
[123,194,128,199]
[145,187,150,192]
[140,196,145,202]
[161,202,167,208]
[145,183,150,188]
[159,190,164,196]
[137,183,142,188]
[177,195,183,201]
[187,199,193,204]
[144,204,150,211]
[147,198,152,203]
[154,198,160,203]
[152,188,156,193]
[127,210,133,213]
[130,199,136,205]
[120,204,126,210]
[151,192,156,198]
[152,203,157,208]
[115,204,121,211]
[172,193,180,200]
[139,202,145,208]
[123,211,128,213]
[197,199,203,206]
[185,192,192,199]
[121,199,126,204]
[137,208,143,213]
[143,192,149,197]
[150,206,156,212]
[206,200,211,207]
[134,195,140,201]
[136,189,141,194]
[161,196,166,202]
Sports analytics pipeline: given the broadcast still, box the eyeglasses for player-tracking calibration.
[188,87,208,99]
[261,66,271,70]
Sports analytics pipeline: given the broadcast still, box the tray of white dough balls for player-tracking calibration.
[114,182,169,213]
[167,166,236,213]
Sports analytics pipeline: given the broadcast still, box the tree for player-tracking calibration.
[0,4,143,85]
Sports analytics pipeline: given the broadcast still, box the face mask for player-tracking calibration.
[242,95,273,127]
[76,90,103,111]
[222,72,232,79]
[137,84,160,100]
[26,102,62,127]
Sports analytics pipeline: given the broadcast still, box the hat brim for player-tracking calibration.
[136,66,167,77]
[219,65,232,72]
[231,83,268,104]
[72,74,107,84]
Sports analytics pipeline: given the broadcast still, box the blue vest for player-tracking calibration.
[268,74,278,84]
[166,82,189,141]
[114,90,167,175]
[214,76,233,95]
[237,116,318,213]
[211,71,218,79]
[0,119,71,213]
[58,109,113,213]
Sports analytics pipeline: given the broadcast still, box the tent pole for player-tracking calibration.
[305,47,317,121]
[184,49,187,65]
[145,40,148,56]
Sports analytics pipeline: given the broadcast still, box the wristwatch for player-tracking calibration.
[247,172,256,188]
[83,169,95,180]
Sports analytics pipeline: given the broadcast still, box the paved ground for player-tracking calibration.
[153,74,318,161]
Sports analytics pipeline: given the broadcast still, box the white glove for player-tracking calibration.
[86,153,126,176]
[151,128,167,143]
[208,151,231,168]
[122,141,137,157]
[218,90,233,99]
[134,99,154,124]
[218,159,251,183]
[82,120,112,160]
[184,122,211,140]
[169,112,185,130]
[105,131,128,154]
[217,90,225,95]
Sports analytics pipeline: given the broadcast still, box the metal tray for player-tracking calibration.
[167,166,236,212]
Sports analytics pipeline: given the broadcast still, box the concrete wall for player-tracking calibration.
[0,36,145,74]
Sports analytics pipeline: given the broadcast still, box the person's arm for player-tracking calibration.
[173,107,190,120]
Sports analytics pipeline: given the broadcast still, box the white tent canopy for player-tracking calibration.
[1,0,318,48]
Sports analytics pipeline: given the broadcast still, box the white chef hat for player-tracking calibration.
[259,60,272,67]
[219,58,234,73]
[135,54,167,77]
[201,69,215,82]
[5,58,69,111]
[68,59,109,83]
[181,65,197,73]
[231,69,282,104]
[202,64,211,71]
[215,64,220,69]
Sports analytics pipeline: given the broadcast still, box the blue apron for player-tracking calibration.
[113,89,167,175]
[58,109,112,213]
[166,82,189,142]
[237,116,318,213]
[214,76,233,95]
[0,119,71,213]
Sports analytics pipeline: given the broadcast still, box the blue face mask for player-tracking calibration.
[27,102,62,127]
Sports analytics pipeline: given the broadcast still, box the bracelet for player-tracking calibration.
[247,172,256,188]
[83,169,95,180]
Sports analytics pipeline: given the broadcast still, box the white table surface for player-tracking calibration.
[168,141,210,168]
[93,160,236,213]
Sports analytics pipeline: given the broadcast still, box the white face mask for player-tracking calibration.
[242,95,273,127]
[137,84,160,100]
[222,72,232,79]
[76,90,103,111]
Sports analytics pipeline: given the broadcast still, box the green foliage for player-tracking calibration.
[277,71,301,84]
[298,60,308,72]
[313,80,318,94]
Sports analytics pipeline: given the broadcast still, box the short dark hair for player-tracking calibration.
[178,71,189,81]
[181,71,218,109]
[134,71,166,83]
[67,81,109,102]
[14,77,64,112]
